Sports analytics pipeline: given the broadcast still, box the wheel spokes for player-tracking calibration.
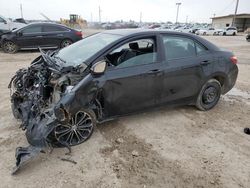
[54,111,93,146]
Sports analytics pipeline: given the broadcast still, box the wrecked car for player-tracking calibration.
[9,29,238,173]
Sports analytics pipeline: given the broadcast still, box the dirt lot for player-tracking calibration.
[0,32,250,188]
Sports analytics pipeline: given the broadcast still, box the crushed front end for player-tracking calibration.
[9,50,87,174]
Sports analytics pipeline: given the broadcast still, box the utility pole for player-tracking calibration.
[232,0,239,26]
[98,6,101,23]
[140,12,142,23]
[186,15,188,24]
[20,4,23,18]
[176,2,181,24]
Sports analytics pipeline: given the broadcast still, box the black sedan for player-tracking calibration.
[0,22,83,53]
[9,29,238,173]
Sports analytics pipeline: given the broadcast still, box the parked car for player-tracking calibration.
[9,29,238,173]
[0,15,26,35]
[196,28,219,35]
[157,25,172,30]
[0,22,83,53]
[218,27,237,36]
[176,26,192,33]
[191,28,200,34]
[246,33,250,42]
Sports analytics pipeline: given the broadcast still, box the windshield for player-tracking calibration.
[55,33,122,66]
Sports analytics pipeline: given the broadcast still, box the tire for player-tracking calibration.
[233,32,236,36]
[60,39,73,48]
[223,32,226,36]
[247,38,250,42]
[196,79,221,111]
[2,40,18,53]
[51,109,96,147]
[11,103,22,119]
[203,32,206,35]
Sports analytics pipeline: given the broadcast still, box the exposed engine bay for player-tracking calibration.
[9,49,88,174]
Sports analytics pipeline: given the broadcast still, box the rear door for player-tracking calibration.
[16,24,43,48]
[41,24,69,48]
[157,34,214,104]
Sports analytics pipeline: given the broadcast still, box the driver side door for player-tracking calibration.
[100,36,162,117]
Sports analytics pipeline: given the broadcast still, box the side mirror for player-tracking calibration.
[91,60,107,75]
[17,31,23,36]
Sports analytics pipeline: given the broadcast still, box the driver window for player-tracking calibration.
[106,38,157,69]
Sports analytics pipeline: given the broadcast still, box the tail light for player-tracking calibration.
[75,31,82,38]
[230,56,238,64]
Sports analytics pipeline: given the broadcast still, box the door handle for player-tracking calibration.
[147,69,162,75]
[200,60,211,65]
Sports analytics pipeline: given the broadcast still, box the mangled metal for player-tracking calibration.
[9,49,91,174]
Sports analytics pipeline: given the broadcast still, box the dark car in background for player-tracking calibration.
[9,29,238,173]
[0,22,83,53]
[246,33,250,42]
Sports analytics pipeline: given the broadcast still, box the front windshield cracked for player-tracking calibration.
[55,33,122,66]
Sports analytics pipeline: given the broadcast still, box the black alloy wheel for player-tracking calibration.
[54,110,95,146]
[3,41,18,53]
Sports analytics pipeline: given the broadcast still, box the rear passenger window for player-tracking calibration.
[43,25,68,32]
[163,36,196,60]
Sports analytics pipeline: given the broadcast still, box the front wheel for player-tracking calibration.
[2,41,18,53]
[196,79,221,111]
[53,109,96,146]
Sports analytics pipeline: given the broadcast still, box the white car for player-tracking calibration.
[0,15,26,34]
[176,27,192,33]
[196,28,219,35]
[218,27,237,36]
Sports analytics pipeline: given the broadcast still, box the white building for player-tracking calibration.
[212,13,250,31]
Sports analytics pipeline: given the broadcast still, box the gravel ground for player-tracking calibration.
[0,32,249,188]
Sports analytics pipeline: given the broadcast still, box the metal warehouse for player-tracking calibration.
[212,13,250,31]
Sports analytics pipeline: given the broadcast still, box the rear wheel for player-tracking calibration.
[53,109,95,146]
[2,41,18,53]
[233,32,236,36]
[196,79,221,111]
[60,39,72,48]
[203,32,207,35]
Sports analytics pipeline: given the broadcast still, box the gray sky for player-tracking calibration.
[0,0,250,23]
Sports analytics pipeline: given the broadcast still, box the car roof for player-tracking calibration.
[103,29,186,36]
[24,22,72,29]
